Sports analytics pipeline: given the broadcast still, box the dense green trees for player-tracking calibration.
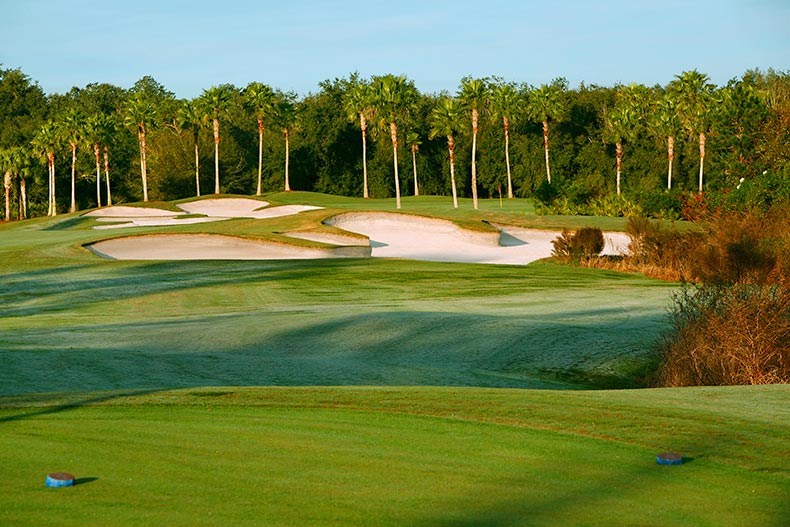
[0,66,788,221]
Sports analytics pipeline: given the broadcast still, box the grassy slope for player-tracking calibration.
[0,194,786,525]
[1,386,788,526]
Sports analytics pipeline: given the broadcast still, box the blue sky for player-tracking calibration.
[1,0,788,98]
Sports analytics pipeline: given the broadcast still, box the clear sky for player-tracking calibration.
[1,0,788,99]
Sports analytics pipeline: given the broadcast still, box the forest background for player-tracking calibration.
[1,66,789,220]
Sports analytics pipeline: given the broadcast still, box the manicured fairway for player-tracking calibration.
[0,256,674,393]
[1,386,788,526]
[1,194,787,526]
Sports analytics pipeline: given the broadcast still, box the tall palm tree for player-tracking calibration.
[406,131,421,197]
[526,79,566,185]
[1,146,31,220]
[243,82,276,196]
[429,98,464,208]
[31,121,60,216]
[674,70,714,192]
[650,92,682,189]
[84,113,110,207]
[59,108,83,213]
[604,84,648,196]
[123,92,156,202]
[273,94,299,192]
[200,85,235,194]
[176,99,208,197]
[373,74,418,209]
[490,82,521,198]
[458,77,489,209]
[343,79,375,198]
[0,149,11,221]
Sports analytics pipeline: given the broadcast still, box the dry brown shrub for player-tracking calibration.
[653,203,790,387]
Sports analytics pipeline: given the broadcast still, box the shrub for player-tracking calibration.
[551,227,604,263]
[653,203,790,386]
[655,283,790,386]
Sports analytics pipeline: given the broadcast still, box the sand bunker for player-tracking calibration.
[84,198,323,229]
[88,234,369,261]
[86,199,629,264]
[326,212,629,265]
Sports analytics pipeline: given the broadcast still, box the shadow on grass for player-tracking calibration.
[0,389,165,424]
[74,477,99,486]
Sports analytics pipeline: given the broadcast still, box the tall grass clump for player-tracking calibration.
[551,227,604,263]
[655,204,790,386]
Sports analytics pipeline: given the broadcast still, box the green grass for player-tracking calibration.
[0,193,786,526]
[1,386,788,526]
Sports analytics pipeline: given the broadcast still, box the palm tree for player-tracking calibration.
[674,70,714,192]
[490,82,521,198]
[59,108,83,213]
[243,82,276,196]
[526,79,566,185]
[272,94,299,192]
[650,92,682,189]
[31,121,60,216]
[458,77,489,209]
[603,84,648,196]
[429,98,464,208]
[84,113,111,207]
[406,131,421,196]
[176,99,208,197]
[343,79,375,198]
[123,92,156,202]
[1,146,31,220]
[200,85,235,194]
[373,74,418,209]
[0,149,11,221]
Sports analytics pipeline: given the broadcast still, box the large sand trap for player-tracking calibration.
[88,234,369,261]
[85,200,629,264]
[84,198,323,229]
[326,212,629,265]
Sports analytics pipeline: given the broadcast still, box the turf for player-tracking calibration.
[1,386,788,526]
[0,193,786,526]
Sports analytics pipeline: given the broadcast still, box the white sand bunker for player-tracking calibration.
[326,212,629,265]
[85,198,323,229]
[88,234,369,261]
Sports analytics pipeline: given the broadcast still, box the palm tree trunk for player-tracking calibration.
[699,132,705,192]
[194,128,201,197]
[504,116,513,199]
[616,141,623,196]
[94,143,102,207]
[104,147,112,206]
[138,126,149,202]
[213,118,220,194]
[3,171,10,221]
[20,176,27,219]
[69,143,77,213]
[543,120,551,184]
[667,135,674,190]
[48,153,56,216]
[448,135,458,209]
[361,113,368,199]
[256,118,264,196]
[284,129,291,192]
[471,108,479,210]
[390,121,401,209]
[412,145,419,197]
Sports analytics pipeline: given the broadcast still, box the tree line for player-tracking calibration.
[1,66,788,221]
